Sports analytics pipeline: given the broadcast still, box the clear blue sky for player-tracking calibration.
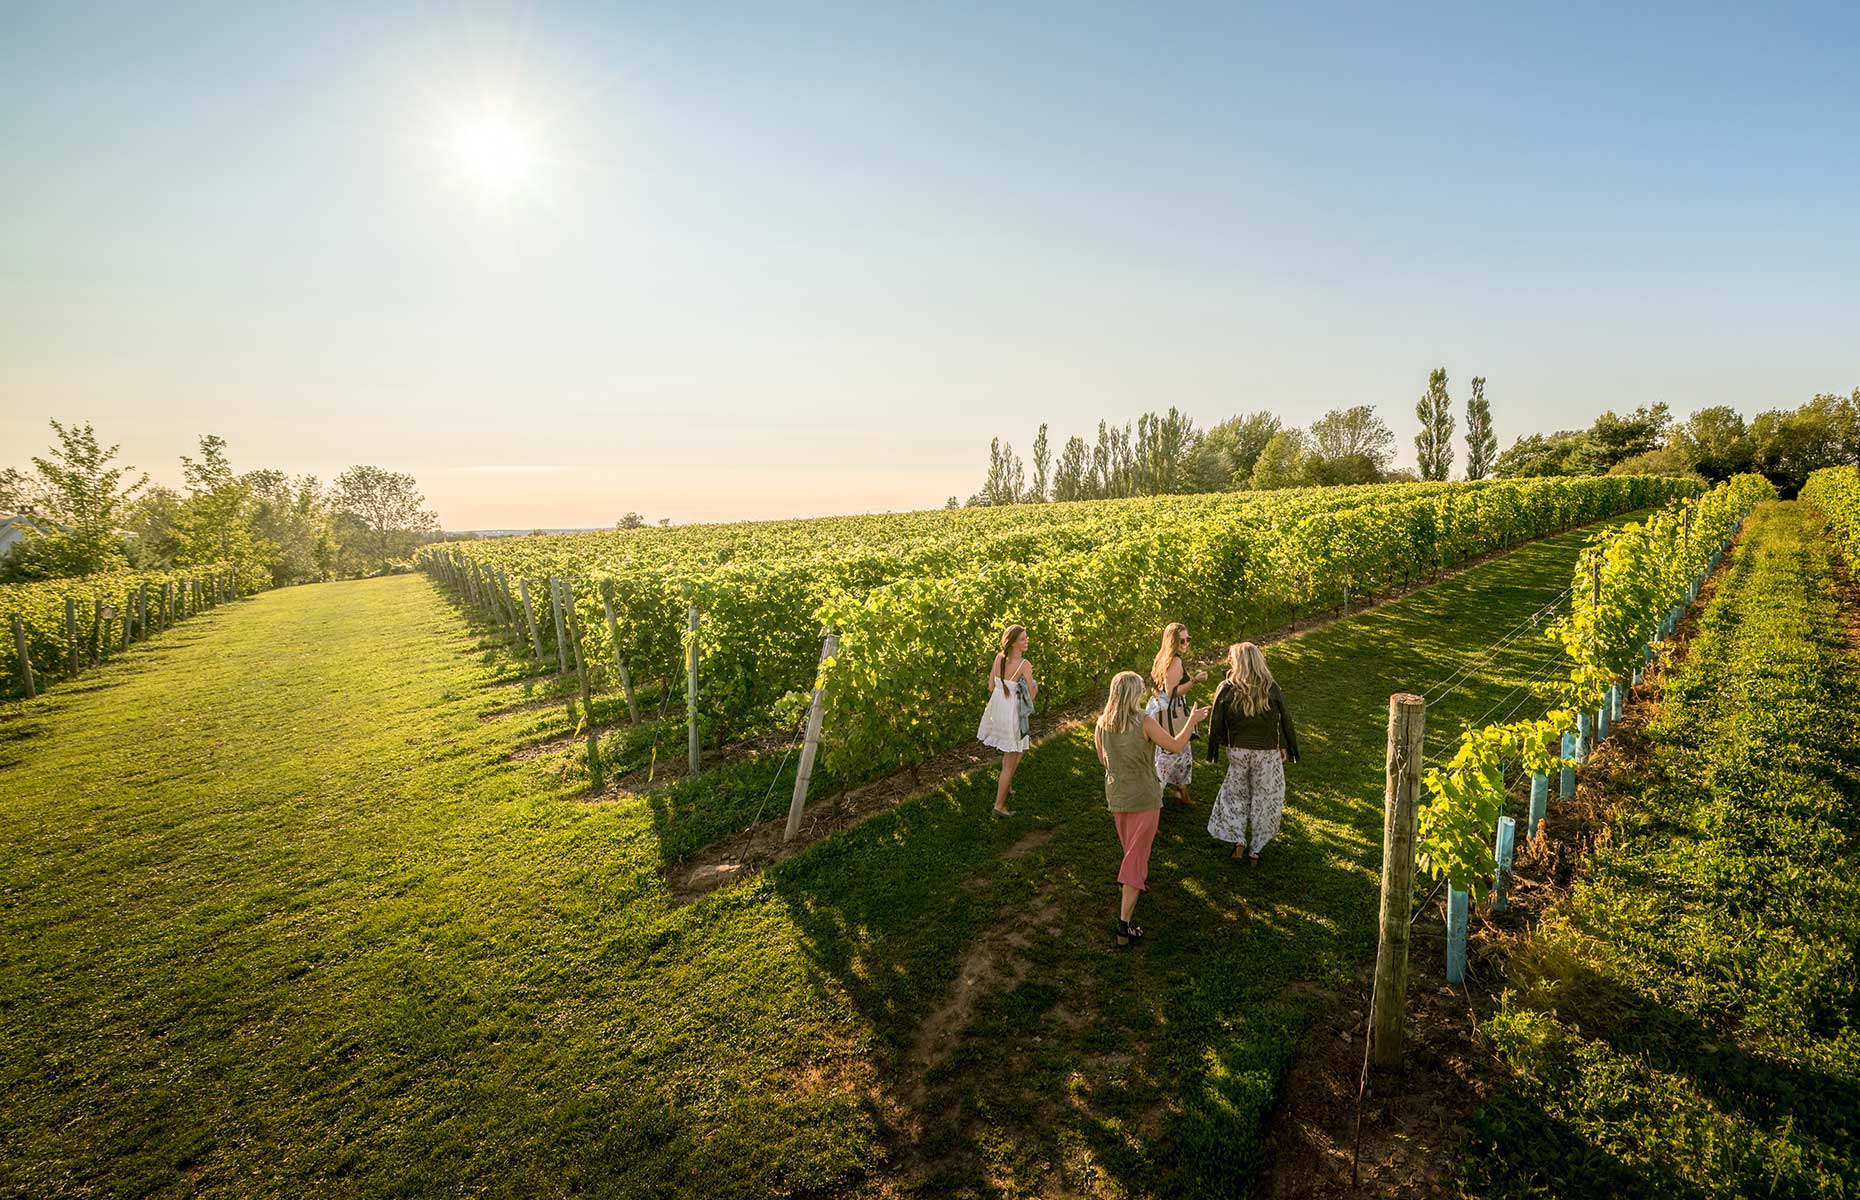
[3,1,1856,526]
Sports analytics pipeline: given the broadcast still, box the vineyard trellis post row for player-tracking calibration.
[686,606,701,776]
[549,577,569,675]
[563,579,603,790]
[785,632,838,845]
[1371,692,1424,1072]
[517,578,544,660]
[598,580,640,724]
[11,614,34,700]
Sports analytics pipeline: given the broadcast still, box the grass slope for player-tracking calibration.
[1,518,1631,1199]
[1449,501,1860,1198]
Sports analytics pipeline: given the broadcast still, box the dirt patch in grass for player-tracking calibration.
[1255,521,1740,1198]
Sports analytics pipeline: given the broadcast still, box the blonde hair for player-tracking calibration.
[1149,622,1188,690]
[1097,670,1149,734]
[1225,642,1275,718]
[992,624,1027,695]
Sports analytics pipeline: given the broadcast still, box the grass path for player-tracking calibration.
[1,518,1632,1198]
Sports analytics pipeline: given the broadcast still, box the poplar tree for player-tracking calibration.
[1465,376,1498,480]
[1415,368,1455,481]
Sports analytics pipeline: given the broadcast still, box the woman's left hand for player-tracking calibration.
[1193,669,1208,684]
[1280,748,1290,763]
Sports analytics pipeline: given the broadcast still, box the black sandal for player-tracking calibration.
[1116,920,1146,946]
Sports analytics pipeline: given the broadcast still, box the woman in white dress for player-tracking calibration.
[1148,623,1208,808]
[977,624,1037,818]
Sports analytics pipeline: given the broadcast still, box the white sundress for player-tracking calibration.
[977,674,1031,753]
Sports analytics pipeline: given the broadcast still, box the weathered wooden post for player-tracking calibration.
[563,580,603,789]
[1371,692,1425,1071]
[1445,887,1469,984]
[686,606,701,776]
[1528,772,1548,838]
[598,580,640,723]
[11,614,34,699]
[784,633,839,844]
[138,583,150,640]
[1559,731,1577,800]
[549,577,569,674]
[516,578,544,660]
[66,597,79,678]
[1491,816,1517,912]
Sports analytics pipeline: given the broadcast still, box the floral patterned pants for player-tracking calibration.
[1207,747,1285,852]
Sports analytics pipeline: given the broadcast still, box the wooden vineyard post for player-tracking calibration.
[92,598,104,665]
[66,597,79,677]
[563,581,603,790]
[1371,692,1425,1071]
[599,580,640,723]
[549,577,569,674]
[517,578,544,660]
[686,606,701,776]
[161,582,172,631]
[11,614,34,699]
[785,633,839,844]
[138,583,149,641]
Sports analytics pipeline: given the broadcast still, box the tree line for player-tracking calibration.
[954,370,1500,506]
[1,420,439,584]
[959,373,1859,506]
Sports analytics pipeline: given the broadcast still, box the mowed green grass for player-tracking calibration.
[1449,502,1860,1198]
[0,519,1633,1198]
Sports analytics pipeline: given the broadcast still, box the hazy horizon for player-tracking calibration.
[5,2,1857,528]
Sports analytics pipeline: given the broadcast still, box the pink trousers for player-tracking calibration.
[1112,807,1162,891]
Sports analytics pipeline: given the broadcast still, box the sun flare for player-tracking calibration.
[447,107,536,196]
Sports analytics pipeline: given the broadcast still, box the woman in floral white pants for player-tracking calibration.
[1205,642,1299,864]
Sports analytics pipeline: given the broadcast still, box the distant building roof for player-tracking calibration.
[0,513,54,558]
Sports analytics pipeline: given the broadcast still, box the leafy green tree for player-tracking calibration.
[1,420,146,579]
[1249,429,1309,490]
[331,465,438,573]
[975,439,1026,506]
[1192,411,1280,490]
[1494,430,1587,477]
[1415,369,1455,481]
[245,470,334,584]
[1029,424,1051,502]
[617,512,647,529]
[1307,406,1395,484]
[0,467,29,512]
[1571,404,1672,474]
[123,486,187,568]
[1607,447,1699,478]
[1669,405,1754,482]
[1464,377,1497,480]
[1052,435,1092,501]
[172,435,275,576]
[1131,408,1199,495]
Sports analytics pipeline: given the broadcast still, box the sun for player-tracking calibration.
[447,106,536,197]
